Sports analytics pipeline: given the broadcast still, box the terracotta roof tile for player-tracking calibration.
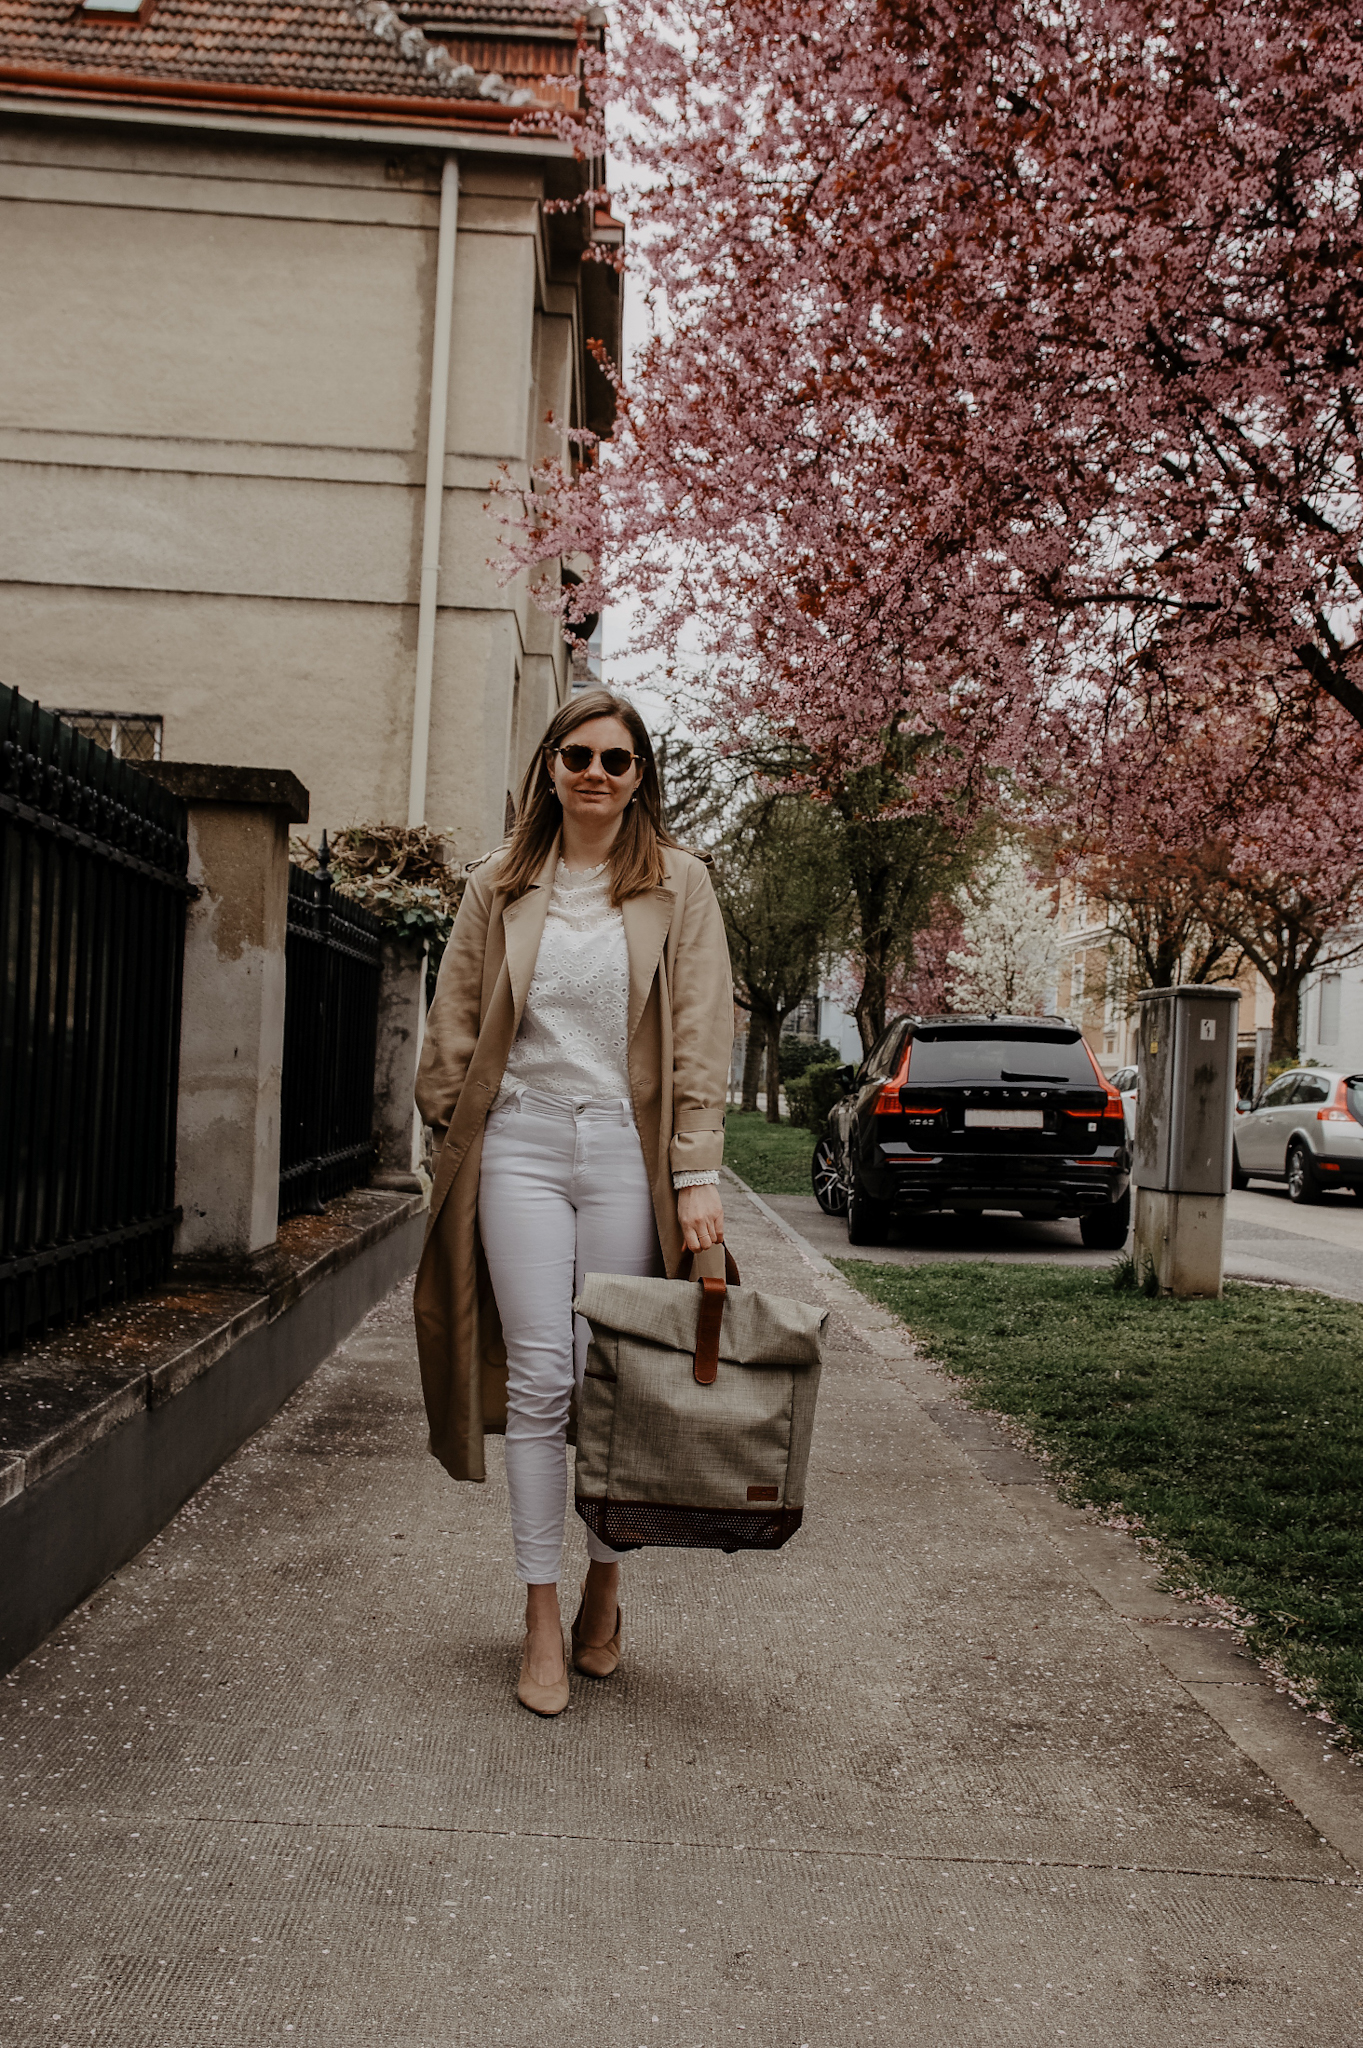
[402,2,594,25]
[0,0,571,103]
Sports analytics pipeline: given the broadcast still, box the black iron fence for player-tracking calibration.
[279,842,383,1220]
[0,683,191,1349]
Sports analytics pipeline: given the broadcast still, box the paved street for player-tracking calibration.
[4,1194,1362,2046]
[767,1184,1363,1302]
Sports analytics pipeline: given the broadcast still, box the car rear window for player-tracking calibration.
[1348,1077,1363,1124]
[905,1032,1099,1085]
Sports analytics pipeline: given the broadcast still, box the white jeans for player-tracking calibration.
[478,1088,663,1584]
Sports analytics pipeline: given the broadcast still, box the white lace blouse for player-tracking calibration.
[499,860,718,1189]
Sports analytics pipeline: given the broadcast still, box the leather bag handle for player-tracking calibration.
[682,1247,740,1385]
[683,1245,741,1286]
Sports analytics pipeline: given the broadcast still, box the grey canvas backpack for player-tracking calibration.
[572,1254,826,1553]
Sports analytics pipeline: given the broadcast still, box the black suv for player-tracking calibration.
[813,1014,1132,1249]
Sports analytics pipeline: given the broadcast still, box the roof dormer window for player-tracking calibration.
[80,0,158,19]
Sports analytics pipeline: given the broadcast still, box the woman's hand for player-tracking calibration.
[677,1182,725,1253]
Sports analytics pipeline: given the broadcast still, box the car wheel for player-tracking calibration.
[1231,1144,1249,1191]
[1286,1141,1321,1204]
[846,1174,890,1246]
[1079,1187,1131,1250]
[811,1135,849,1216]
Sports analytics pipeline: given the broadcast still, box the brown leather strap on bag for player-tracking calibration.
[682,1248,740,1385]
[693,1276,725,1385]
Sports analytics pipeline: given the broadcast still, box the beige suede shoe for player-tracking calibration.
[517,1634,569,1717]
[571,1579,623,1679]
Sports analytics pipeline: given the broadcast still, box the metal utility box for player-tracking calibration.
[1133,984,1240,1296]
[1134,985,1240,1194]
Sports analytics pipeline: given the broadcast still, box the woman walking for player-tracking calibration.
[413,690,733,1716]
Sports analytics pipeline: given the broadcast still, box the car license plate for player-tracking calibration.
[965,1109,1044,1129]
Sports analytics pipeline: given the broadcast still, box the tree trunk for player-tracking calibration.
[1222,906,1318,1067]
[1147,932,1183,988]
[740,1019,763,1112]
[764,1011,784,1122]
[1271,975,1305,1064]
[854,941,887,1052]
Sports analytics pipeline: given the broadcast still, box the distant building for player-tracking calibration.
[1300,944,1363,1071]
[0,0,621,853]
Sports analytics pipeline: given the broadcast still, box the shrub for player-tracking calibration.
[784,1074,813,1127]
[787,1059,849,1131]
[291,824,465,999]
[778,1035,841,1083]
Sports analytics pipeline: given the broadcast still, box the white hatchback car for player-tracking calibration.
[1233,1067,1363,1202]
[1108,1064,1139,1141]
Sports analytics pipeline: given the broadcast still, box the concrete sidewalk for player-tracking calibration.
[4,1194,1361,2045]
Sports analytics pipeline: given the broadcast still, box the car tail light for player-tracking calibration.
[874,1038,919,1114]
[1084,1045,1126,1120]
[1318,1078,1359,1124]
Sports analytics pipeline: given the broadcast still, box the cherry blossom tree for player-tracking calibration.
[1210,793,1363,1061]
[505,0,1363,770]
[498,0,1363,1073]
[1055,716,1248,992]
[1060,698,1363,1057]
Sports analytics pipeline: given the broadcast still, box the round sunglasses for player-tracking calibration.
[548,743,643,777]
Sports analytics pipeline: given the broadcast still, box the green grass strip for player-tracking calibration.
[723,1109,814,1196]
[835,1258,1363,1747]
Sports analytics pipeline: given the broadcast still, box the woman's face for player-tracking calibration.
[546,715,644,837]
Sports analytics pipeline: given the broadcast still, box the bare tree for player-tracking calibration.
[714,796,850,1121]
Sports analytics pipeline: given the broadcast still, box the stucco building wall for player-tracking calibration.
[0,112,603,856]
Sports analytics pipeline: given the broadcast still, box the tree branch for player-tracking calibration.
[1295,643,1363,729]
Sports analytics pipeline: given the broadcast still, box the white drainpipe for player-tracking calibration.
[407,152,460,827]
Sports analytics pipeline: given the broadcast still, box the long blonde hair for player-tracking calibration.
[497,690,685,905]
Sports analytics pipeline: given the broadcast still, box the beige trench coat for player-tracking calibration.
[412,838,734,1482]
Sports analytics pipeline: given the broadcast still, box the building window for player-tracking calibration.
[569,617,604,693]
[80,0,157,17]
[1318,973,1341,1046]
[1102,960,1123,1032]
[53,710,163,763]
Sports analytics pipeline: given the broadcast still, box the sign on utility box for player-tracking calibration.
[1133,984,1240,1296]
